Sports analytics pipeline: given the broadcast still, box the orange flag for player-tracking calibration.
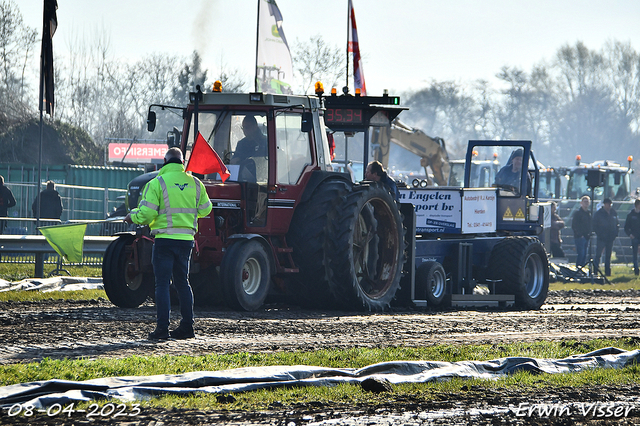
[186,132,231,182]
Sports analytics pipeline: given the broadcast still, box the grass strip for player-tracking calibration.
[0,264,102,282]
[0,289,106,302]
[1,339,639,411]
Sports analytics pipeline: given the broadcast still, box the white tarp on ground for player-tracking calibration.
[0,347,638,408]
[0,277,103,292]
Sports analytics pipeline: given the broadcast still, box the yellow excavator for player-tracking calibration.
[371,119,451,186]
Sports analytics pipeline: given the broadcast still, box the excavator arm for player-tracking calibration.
[371,119,451,186]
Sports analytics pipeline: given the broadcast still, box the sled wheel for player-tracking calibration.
[416,261,447,307]
[490,236,549,309]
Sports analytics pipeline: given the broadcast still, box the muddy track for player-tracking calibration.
[1,289,640,425]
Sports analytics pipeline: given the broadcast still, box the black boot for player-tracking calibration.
[148,328,169,340]
[170,324,195,339]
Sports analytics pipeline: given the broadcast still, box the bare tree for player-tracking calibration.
[0,0,37,124]
[172,51,209,104]
[603,41,640,133]
[554,41,606,102]
[470,79,497,140]
[403,80,480,157]
[293,35,344,94]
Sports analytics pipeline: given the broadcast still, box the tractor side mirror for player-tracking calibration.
[301,112,313,133]
[147,111,156,132]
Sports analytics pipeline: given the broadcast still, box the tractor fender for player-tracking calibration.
[298,170,352,205]
[112,231,137,238]
[225,234,276,276]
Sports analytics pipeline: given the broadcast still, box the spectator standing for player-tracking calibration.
[0,175,16,234]
[624,199,640,276]
[571,195,591,268]
[32,181,63,220]
[550,202,565,258]
[593,198,619,276]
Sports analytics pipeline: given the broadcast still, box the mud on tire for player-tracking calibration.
[327,182,406,311]
[287,179,352,308]
[489,236,549,309]
[190,264,221,307]
[102,235,154,308]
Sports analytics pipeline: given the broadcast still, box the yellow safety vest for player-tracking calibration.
[131,163,212,240]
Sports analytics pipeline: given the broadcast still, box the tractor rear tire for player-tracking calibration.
[190,264,220,307]
[287,179,352,308]
[328,183,406,311]
[220,239,271,311]
[489,236,549,309]
[416,261,447,307]
[102,235,154,308]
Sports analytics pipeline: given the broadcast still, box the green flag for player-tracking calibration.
[38,223,87,263]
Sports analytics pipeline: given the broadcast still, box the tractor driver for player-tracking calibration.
[230,115,267,164]
[494,148,530,194]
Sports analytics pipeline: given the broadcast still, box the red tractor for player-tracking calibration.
[102,86,407,311]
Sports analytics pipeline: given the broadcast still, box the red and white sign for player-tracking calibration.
[108,143,167,163]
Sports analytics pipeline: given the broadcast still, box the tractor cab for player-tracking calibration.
[464,140,546,234]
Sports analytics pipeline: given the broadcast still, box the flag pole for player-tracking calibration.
[254,0,260,92]
[37,0,47,231]
[345,0,349,92]
[35,0,46,277]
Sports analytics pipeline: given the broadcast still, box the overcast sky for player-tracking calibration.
[17,0,640,96]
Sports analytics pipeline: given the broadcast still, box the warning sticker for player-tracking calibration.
[503,207,514,221]
[515,208,525,221]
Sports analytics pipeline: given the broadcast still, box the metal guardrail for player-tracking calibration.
[0,235,116,254]
[0,235,116,278]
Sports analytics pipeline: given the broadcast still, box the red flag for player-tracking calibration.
[186,132,231,182]
[348,0,366,95]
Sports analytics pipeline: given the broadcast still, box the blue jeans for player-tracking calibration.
[152,238,194,330]
[595,238,614,275]
[575,236,588,267]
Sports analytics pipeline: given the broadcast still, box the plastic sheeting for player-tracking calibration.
[0,277,103,292]
[0,347,638,409]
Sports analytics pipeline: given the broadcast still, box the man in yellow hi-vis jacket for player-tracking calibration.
[125,148,212,340]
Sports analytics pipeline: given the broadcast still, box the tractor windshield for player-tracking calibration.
[567,169,630,201]
[185,111,268,184]
[538,169,567,199]
[467,144,531,196]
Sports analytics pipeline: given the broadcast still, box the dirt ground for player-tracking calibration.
[2,289,640,425]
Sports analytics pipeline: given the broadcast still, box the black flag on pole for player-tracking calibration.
[42,0,57,116]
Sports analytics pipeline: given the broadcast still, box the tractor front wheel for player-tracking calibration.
[221,239,271,311]
[102,235,154,308]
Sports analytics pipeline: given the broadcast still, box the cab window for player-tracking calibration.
[275,113,312,184]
